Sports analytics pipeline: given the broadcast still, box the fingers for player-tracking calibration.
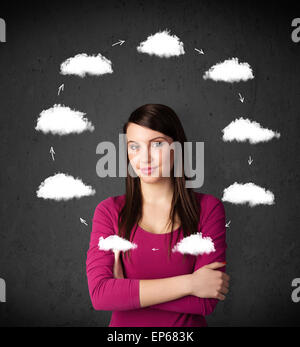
[220,272,230,282]
[222,279,230,289]
[219,275,230,294]
[217,276,230,299]
[206,261,227,270]
[216,292,226,300]
[220,285,229,295]
[215,285,228,299]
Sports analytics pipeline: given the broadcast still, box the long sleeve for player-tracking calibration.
[149,197,227,315]
[86,199,140,311]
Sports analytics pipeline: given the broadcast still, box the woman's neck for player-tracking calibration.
[140,178,174,205]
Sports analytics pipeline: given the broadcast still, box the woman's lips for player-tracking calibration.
[140,166,158,174]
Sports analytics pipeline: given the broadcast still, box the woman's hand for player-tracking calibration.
[190,262,230,300]
[113,250,124,279]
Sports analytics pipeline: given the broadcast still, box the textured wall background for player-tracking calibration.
[0,0,299,326]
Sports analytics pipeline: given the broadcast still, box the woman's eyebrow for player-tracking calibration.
[127,136,168,144]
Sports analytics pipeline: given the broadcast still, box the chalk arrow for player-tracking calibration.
[248,155,253,165]
[152,248,159,251]
[238,93,244,103]
[80,218,88,226]
[49,146,55,161]
[58,83,64,96]
[225,220,231,228]
[195,48,204,54]
[112,39,125,47]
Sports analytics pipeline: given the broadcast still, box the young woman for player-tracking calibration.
[86,104,230,327]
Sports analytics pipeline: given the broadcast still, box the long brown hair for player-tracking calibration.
[118,104,200,262]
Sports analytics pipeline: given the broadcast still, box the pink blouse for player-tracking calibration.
[86,191,227,327]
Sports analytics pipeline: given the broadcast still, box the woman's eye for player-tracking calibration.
[129,144,139,150]
[152,141,163,147]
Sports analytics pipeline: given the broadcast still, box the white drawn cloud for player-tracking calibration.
[137,29,185,58]
[35,104,94,135]
[203,57,254,82]
[60,53,113,77]
[98,235,137,252]
[172,232,215,256]
[222,117,281,144]
[36,172,96,201]
[222,182,275,207]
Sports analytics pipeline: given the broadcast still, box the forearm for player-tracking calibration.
[139,273,192,308]
[150,266,226,315]
[150,295,217,316]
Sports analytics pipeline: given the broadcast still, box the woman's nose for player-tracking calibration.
[140,145,153,164]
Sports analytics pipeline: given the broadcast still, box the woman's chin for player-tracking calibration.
[139,174,162,182]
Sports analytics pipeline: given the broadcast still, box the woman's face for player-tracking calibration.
[126,122,174,182]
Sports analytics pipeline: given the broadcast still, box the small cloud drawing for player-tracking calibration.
[172,232,215,256]
[222,117,280,144]
[203,57,254,82]
[60,53,113,77]
[137,29,185,58]
[36,172,96,201]
[222,182,275,207]
[98,235,137,252]
[35,104,94,135]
